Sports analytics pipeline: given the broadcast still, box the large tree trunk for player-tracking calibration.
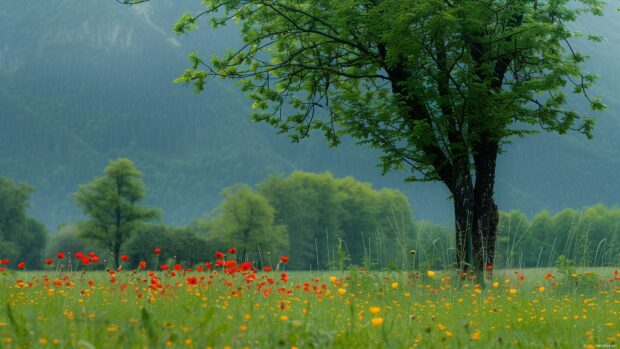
[472,142,499,276]
[450,142,499,279]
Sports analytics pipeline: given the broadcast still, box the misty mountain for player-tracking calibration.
[1,0,619,230]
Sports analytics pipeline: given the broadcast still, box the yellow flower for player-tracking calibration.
[427,271,435,278]
[369,306,381,314]
[280,315,289,321]
[471,330,481,341]
[444,331,453,337]
[337,288,346,295]
[240,325,248,331]
[329,276,337,282]
[539,287,545,293]
[391,282,399,289]
[492,282,499,288]
[371,317,384,326]
[508,288,517,295]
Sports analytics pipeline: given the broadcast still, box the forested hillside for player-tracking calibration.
[1,0,620,229]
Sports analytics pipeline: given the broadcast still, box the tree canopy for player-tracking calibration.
[0,177,47,268]
[74,158,160,268]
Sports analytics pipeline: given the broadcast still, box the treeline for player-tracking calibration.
[1,158,619,270]
[495,207,620,268]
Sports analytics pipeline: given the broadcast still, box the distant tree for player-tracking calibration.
[258,172,341,269]
[258,171,414,269]
[206,185,288,263]
[128,0,605,275]
[74,158,160,268]
[0,177,47,268]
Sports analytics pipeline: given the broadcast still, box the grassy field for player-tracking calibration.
[0,259,618,348]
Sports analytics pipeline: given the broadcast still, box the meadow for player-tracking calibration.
[0,251,618,349]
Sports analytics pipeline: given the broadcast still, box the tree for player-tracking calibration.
[121,0,605,274]
[0,177,47,268]
[258,172,342,269]
[74,158,160,268]
[206,185,288,263]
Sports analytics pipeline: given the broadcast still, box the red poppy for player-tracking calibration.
[75,252,85,259]
[160,264,170,271]
[196,266,203,272]
[153,248,161,255]
[0,259,8,265]
[186,276,198,285]
[88,280,94,287]
[91,256,100,263]
[486,265,493,270]
[17,262,25,269]
[121,255,129,262]
[56,252,65,259]
[45,259,53,265]
[215,260,224,266]
[89,252,96,257]
[82,257,91,265]
[280,256,289,263]
[205,262,212,270]
[264,266,272,272]
[518,275,525,281]
[228,248,237,254]
[174,264,183,271]
[240,262,252,271]
[215,251,225,259]
[139,261,147,269]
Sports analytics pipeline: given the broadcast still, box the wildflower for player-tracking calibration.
[369,306,381,314]
[215,251,225,259]
[263,266,272,272]
[391,282,399,289]
[329,276,337,282]
[139,261,147,269]
[45,259,53,265]
[508,288,517,295]
[518,275,525,281]
[486,265,493,271]
[337,288,346,295]
[539,287,545,293]
[228,248,237,254]
[153,248,161,255]
[174,264,183,271]
[280,256,289,263]
[492,282,499,288]
[427,270,435,278]
[56,252,64,259]
[371,317,384,326]
[17,262,25,269]
[121,255,129,262]
[186,276,198,286]
[471,330,481,341]
[82,257,90,265]
[160,264,170,271]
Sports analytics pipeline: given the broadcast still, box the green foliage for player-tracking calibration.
[0,177,47,268]
[123,224,211,268]
[74,158,160,267]
[257,171,415,270]
[496,205,620,268]
[203,185,289,264]
[173,0,604,178]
